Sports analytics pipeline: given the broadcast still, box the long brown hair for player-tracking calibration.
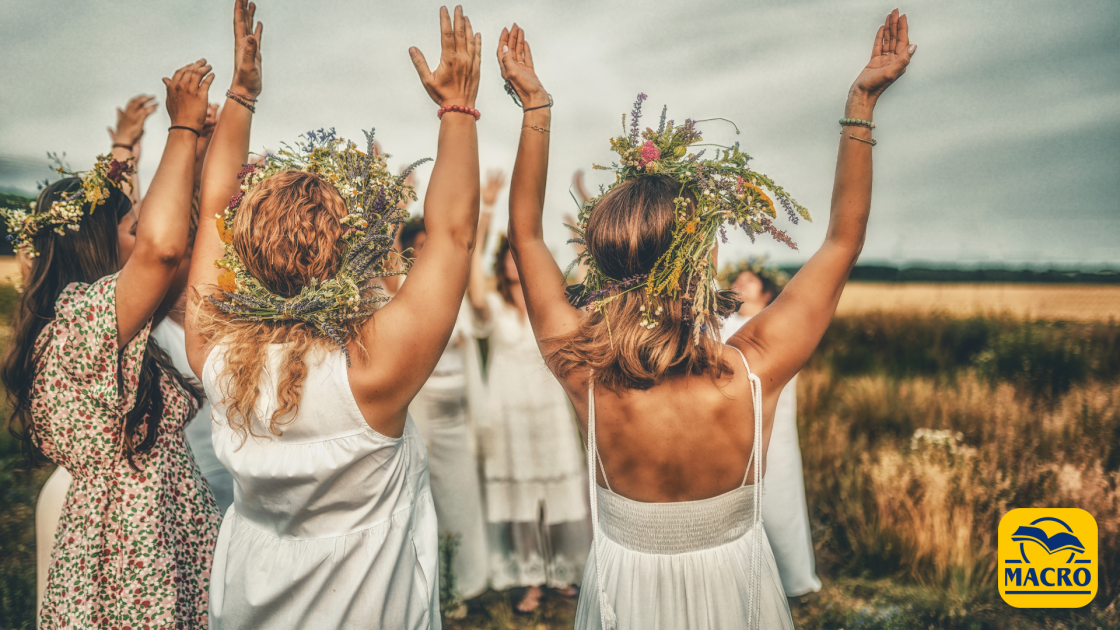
[197,170,367,443]
[547,175,737,391]
[1,178,202,468]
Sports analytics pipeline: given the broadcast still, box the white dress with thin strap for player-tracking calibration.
[724,312,821,596]
[204,345,440,629]
[574,348,794,630]
[476,292,590,589]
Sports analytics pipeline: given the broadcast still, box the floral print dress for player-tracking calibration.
[33,274,221,629]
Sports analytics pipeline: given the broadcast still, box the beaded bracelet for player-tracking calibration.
[226,89,257,114]
[839,117,875,129]
[437,104,481,121]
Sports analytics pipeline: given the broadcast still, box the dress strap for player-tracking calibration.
[729,344,765,628]
[587,375,618,629]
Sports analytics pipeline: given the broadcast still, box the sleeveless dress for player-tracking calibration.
[476,292,590,589]
[204,345,440,629]
[724,312,821,596]
[574,348,794,630]
[32,274,220,629]
[408,300,489,599]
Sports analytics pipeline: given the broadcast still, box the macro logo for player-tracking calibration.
[998,508,1097,608]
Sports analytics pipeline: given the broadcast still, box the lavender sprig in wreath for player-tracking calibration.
[210,128,429,365]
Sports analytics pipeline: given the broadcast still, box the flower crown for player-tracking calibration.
[565,94,809,343]
[1,154,135,257]
[718,256,790,294]
[211,128,429,363]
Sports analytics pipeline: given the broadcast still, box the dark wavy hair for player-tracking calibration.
[1,177,201,469]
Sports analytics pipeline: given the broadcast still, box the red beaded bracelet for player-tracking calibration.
[437,104,480,121]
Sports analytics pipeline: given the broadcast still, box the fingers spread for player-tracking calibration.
[454,6,466,50]
[409,46,433,83]
[440,6,455,54]
[465,15,474,59]
[255,20,264,46]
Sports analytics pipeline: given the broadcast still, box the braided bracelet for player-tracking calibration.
[226,89,257,114]
[437,104,481,121]
[839,117,875,129]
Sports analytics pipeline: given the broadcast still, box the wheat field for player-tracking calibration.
[836,282,1120,321]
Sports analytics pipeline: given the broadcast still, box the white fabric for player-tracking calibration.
[475,292,590,588]
[203,345,439,629]
[576,350,794,630]
[722,312,822,597]
[152,319,234,513]
[36,467,72,628]
[409,301,489,600]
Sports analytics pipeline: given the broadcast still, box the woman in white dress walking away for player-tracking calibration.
[722,258,822,597]
[468,178,590,612]
[183,3,483,627]
[497,10,916,629]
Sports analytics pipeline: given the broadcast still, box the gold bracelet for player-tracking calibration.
[523,125,550,133]
[848,134,876,146]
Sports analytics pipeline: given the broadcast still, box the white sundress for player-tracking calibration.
[574,347,794,630]
[204,345,440,629]
[477,292,590,589]
[408,300,489,600]
[724,312,822,597]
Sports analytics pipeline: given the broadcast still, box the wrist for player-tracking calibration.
[230,83,261,99]
[439,97,474,109]
[844,88,877,118]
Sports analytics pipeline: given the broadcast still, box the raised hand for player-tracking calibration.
[497,24,548,109]
[232,0,264,98]
[852,9,916,100]
[108,95,158,148]
[481,169,505,206]
[163,60,215,130]
[198,103,220,154]
[409,6,482,108]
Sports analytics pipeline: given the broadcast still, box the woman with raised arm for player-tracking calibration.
[721,258,822,598]
[466,171,590,611]
[2,60,218,628]
[499,11,915,629]
[184,2,481,627]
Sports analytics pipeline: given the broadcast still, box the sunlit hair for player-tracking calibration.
[197,170,367,444]
[493,233,516,306]
[2,178,201,469]
[546,175,737,391]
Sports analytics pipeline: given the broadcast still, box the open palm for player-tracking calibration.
[853,9,916,99]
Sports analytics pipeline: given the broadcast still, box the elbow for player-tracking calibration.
[135,239,186,269]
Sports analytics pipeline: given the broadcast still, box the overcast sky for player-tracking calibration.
[1,0,1117,269]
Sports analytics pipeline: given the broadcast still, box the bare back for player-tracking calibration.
[560,344,779,503]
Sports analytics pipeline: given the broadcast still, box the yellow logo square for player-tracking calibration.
[998,508,1097,608]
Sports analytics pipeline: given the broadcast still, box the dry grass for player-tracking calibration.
[836,282,1120,322]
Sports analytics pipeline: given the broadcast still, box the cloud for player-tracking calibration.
[1,0,1116,268]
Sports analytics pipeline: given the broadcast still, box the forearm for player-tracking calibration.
[466,207,491,313]
[507,108,551,245]
[132,130,197,263]
[423,115,479,249]
[824,91,877,257]
[199,97,252,218]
